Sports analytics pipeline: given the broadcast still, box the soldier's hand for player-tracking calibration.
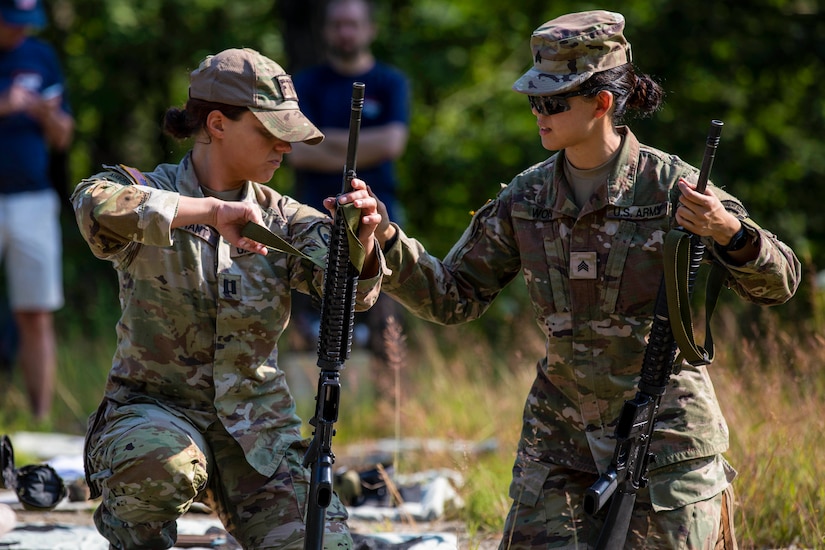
[211,201,268,256]
[676,179,740,245]
[365,185,396,249]
[324,178,381,277]
[323,178,381,246]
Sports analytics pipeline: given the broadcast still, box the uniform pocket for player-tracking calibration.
[647,454,737,513]
[508,455,552,507]
[84,400,112,499]
[511,205,568,317]
[608,219,668,316]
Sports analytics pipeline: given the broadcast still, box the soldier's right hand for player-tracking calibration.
[211,200,268,256]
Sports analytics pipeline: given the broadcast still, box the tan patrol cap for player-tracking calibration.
[512,10,632,96]
[189,48,324,145]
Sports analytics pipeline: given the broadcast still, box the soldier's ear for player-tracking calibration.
[205,110,226,139]
[594,90,614,119]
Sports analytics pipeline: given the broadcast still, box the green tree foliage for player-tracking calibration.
[36,0,823,331]
[44,0,285,177]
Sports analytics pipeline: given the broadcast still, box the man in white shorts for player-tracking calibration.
[0,0,74,421]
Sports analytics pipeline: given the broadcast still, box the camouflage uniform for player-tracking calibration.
[72,154,382,549]
[381,127,800,548]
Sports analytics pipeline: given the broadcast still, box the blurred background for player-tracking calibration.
[2,1,824,546]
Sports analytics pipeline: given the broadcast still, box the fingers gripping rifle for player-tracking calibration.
[583,120,724,549]
[303,82,365,550]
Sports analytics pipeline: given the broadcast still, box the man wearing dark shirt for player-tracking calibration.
[0,0,74,421]
[290,0,409,358]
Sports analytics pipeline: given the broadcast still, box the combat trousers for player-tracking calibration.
[85,402,351,549]
[499,458,737,549]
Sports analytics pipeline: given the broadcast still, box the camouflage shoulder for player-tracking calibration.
[496,153,559,209]
[638,141,690,170]
[98,164,156,188]
[497,154,559,200]
[514,154,559,182]
[250,181,286,211]
[662,159,749,219]
[469,179,521,219]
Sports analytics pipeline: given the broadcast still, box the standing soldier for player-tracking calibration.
[0,0,74,422]
[370,10,800,549]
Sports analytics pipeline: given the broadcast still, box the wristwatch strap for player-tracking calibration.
[718,224,748,252]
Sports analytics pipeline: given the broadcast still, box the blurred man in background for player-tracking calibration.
[0,0,74,422]
[289,0,409,359]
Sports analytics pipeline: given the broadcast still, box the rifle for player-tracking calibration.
[583,120,724,549]
[302,82,365,550]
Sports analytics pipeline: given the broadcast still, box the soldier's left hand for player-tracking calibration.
[323,178,381,245]
[323,178,381,276]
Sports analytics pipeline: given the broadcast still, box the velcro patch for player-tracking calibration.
[570,251,597,280]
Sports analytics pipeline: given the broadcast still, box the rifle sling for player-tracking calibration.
[242,222,325,268]
[663,228,726,366]
[242,203,366,273]
[103,163,340,271]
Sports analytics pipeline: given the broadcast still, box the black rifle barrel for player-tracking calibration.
[315,82,364,369]
[343,82,366,191]
[697,120,724,195]
[303,82,365,550]
[584,120,723,549]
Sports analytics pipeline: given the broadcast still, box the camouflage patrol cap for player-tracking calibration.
[512,10,632,96]
[189,48,324,145]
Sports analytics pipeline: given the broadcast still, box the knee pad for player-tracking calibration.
[103,423,208,524]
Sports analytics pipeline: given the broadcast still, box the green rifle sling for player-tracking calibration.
[663,228,727,367]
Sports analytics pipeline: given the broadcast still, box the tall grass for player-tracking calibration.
[2,282,824,548]
[711,308,825,549]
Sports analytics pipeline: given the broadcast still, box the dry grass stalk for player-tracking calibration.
[382,315,407,472]
[375,462,416,527]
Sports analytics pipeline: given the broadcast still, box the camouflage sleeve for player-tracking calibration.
[353,269,383,312]
[703,185,801,305]
[706,217,801,305]
[382,194,522,325]
[70,173,179,262]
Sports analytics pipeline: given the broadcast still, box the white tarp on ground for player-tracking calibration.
[0,433,462,549]
[0,513,228,550]
[0,496,458,550]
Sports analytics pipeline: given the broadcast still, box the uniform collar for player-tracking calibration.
[606,126,641,208]
[546,126,641,217]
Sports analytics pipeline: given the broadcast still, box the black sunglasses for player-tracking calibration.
[527,91,584,116]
